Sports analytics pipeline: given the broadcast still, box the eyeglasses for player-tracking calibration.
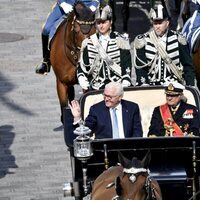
[102,93,120,100]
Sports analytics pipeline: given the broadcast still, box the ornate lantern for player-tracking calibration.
[73,121,93,161]
[73,121,93,195]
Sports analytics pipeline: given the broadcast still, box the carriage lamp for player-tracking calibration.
[73,120,93,161]
[73,120,93,195]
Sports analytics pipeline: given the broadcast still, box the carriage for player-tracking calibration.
[63,85,200,200]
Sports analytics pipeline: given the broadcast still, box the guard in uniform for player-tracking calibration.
[133,4,195,86]
[148,82,200,137]
[35,0,100,75]
[77,5,132,90]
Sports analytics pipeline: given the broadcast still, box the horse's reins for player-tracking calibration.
[144,175,157,200]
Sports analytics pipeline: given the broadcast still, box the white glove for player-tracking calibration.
[60,2,73,14]
[78,76,90,90]
[122,80,131,87]
[89,5,96,12]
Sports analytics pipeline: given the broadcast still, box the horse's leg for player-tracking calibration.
[56,79,68,123]
[68,86,75,103]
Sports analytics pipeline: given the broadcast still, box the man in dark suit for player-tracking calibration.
[148,82,200,137]
[70,82,143,139]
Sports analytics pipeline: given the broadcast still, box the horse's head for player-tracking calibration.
[92,151,162,200]
[113,151,161,200]
[73,1,96,35]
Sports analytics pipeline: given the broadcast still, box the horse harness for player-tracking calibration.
[106,166,158,200]
[64,15,95,67]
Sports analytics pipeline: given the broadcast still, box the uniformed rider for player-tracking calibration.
[77,4,132,90]
[35,0,100,75]
[132,4,195,86]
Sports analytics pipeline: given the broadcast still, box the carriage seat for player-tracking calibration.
[79,85,198,137]
[63,85,199,146]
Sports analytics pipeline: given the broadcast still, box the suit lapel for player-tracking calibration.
[102,102,113,136]
[121,101,129,136]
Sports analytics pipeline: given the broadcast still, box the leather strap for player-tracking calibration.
[90,34,122,76]
[149,31,184,84]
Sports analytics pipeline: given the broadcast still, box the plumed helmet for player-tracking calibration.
[149,4,170,21]
[95,5,112,21]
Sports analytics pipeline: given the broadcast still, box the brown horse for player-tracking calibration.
[91,151,162,200]
[50,2,96,122]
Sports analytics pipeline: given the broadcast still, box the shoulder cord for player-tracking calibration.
[133,45,156,69]
[90,34,122,76]
[149,31,184,84]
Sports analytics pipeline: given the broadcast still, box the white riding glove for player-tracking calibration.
[60,2,73,14]
[122,80,131,87]
[78,76,90,90]
[89,5,96,12]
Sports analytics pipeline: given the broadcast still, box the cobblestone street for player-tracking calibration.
[0,0,75,199]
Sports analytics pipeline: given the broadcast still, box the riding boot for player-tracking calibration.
[35,34,51,74]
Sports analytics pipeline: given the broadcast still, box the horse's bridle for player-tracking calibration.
[64,16,80,67]
[107,167,158,200]
[144,175,158,200]
[124,167,158,200]
[64,15,95,67]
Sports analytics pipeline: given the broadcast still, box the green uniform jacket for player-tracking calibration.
[133,29,195,86]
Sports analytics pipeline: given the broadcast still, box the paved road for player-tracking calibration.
[0,0,75,199]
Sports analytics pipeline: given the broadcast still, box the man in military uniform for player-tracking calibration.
[77,5,132,90]
[132,4,195,86]
[148,82,200,137]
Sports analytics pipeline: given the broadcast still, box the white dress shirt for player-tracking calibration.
[99,34,110,50]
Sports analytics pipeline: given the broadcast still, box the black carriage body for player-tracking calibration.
[67,137,200,200]
[63,86,200,199]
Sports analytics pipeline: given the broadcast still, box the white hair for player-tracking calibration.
[104,82,124,96]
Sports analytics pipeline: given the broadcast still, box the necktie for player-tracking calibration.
[111,108,119,138]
